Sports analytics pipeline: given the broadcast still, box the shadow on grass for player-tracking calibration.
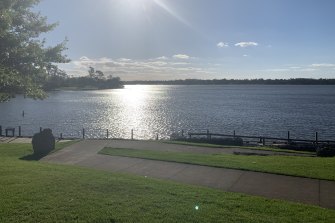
[20,153,49,161]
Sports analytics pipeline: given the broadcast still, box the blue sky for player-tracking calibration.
[36,0,335,80]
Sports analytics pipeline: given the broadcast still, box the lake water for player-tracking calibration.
[0,85,335,140]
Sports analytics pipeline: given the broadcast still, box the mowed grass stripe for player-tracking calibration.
[100,147,335,181]
[163,140,315,155]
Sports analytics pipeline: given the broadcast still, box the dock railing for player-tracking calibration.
[1,125,335,145]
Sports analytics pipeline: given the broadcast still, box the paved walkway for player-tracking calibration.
[42,140,335,209]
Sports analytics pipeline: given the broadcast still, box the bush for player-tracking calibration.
[32,129,55,155]
[179,137,244,146]
[316,146,335,157]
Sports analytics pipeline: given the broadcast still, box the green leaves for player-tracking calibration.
[0,0,69,102]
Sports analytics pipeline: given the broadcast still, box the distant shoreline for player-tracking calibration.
[123,78,335,85]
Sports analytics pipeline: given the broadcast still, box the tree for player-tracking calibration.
[0,0,69,102]
[87,67,104,79]
[88,66,95,78]
[95,70,104,79]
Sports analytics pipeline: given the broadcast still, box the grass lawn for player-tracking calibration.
[1,144,335,222]
[100,147,335,181]
[164,140,314,155]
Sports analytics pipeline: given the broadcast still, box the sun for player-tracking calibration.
[122,0,155,12]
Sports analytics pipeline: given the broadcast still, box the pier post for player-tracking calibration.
[60,133,63,139]
[131,129,134,140]
[233,130,236,138]
[287,131,290,143]
[181,129,184,137]
[315,132,318,144]
[18,126,21,137]
[0,125,2,136]
[262,137,266,146]
[106,129,109,139]
[82,128,85,139]
[207,129,210,140]
[156,133,159,141]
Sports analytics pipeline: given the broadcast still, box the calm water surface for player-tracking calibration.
[0,85,335,140]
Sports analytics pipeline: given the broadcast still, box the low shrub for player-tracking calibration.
[178,137,244,146]
[316,146,335,157]
[32,129,55,155]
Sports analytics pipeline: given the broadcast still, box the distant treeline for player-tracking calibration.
[124,78,335,85]
[44,67,123,90]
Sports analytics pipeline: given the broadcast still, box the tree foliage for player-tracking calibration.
[0,0,69,102]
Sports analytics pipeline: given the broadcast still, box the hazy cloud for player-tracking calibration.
[173,54,190,59]
[235,42,258,48]
[156,56,168,60]
[311,63,335,68]
[118,58,132,62]
[60,56,215,81]
[217,42,229,48]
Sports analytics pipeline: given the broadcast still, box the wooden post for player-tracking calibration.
[82,128,85,139]
[156,133,159,140]
[60,133,63,139]
[40,127,42,133]
[106,129,109,139]
[315,132,318,144]
[287,131,290,143]
[18,126,21,137]
[207,129,210,140]
[233,130,236,138]
[262,137,266,146]
[131,129,134,140]
[0,125,2,136]
[181,129,184,137]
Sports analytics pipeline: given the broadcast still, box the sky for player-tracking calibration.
[36,0,335,80]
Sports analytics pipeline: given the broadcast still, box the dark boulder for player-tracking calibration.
[32,129,55,155]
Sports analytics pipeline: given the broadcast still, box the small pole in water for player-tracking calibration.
[40,127,42,133]
[131,129,134,140]
[60,133,63,139]
[233,130,236,138]
[287,131,290,143]
[106,129,109,139]
[315,132,318,144]
[82,128,85,139]
[156,133,159,141]
[22,110,25,117]
[181,129,184,137]
[19,126,21,137]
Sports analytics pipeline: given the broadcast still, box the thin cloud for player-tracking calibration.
[79,56,90,61]
[217,42,229,48]
[156,56,169,60]
[235,42,258,48]
[311,63,335,68]
[60,56,214,81]
[173,54,190,59]
[118,58,132,62]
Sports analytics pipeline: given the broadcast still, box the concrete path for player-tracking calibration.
[42,140,335,209]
